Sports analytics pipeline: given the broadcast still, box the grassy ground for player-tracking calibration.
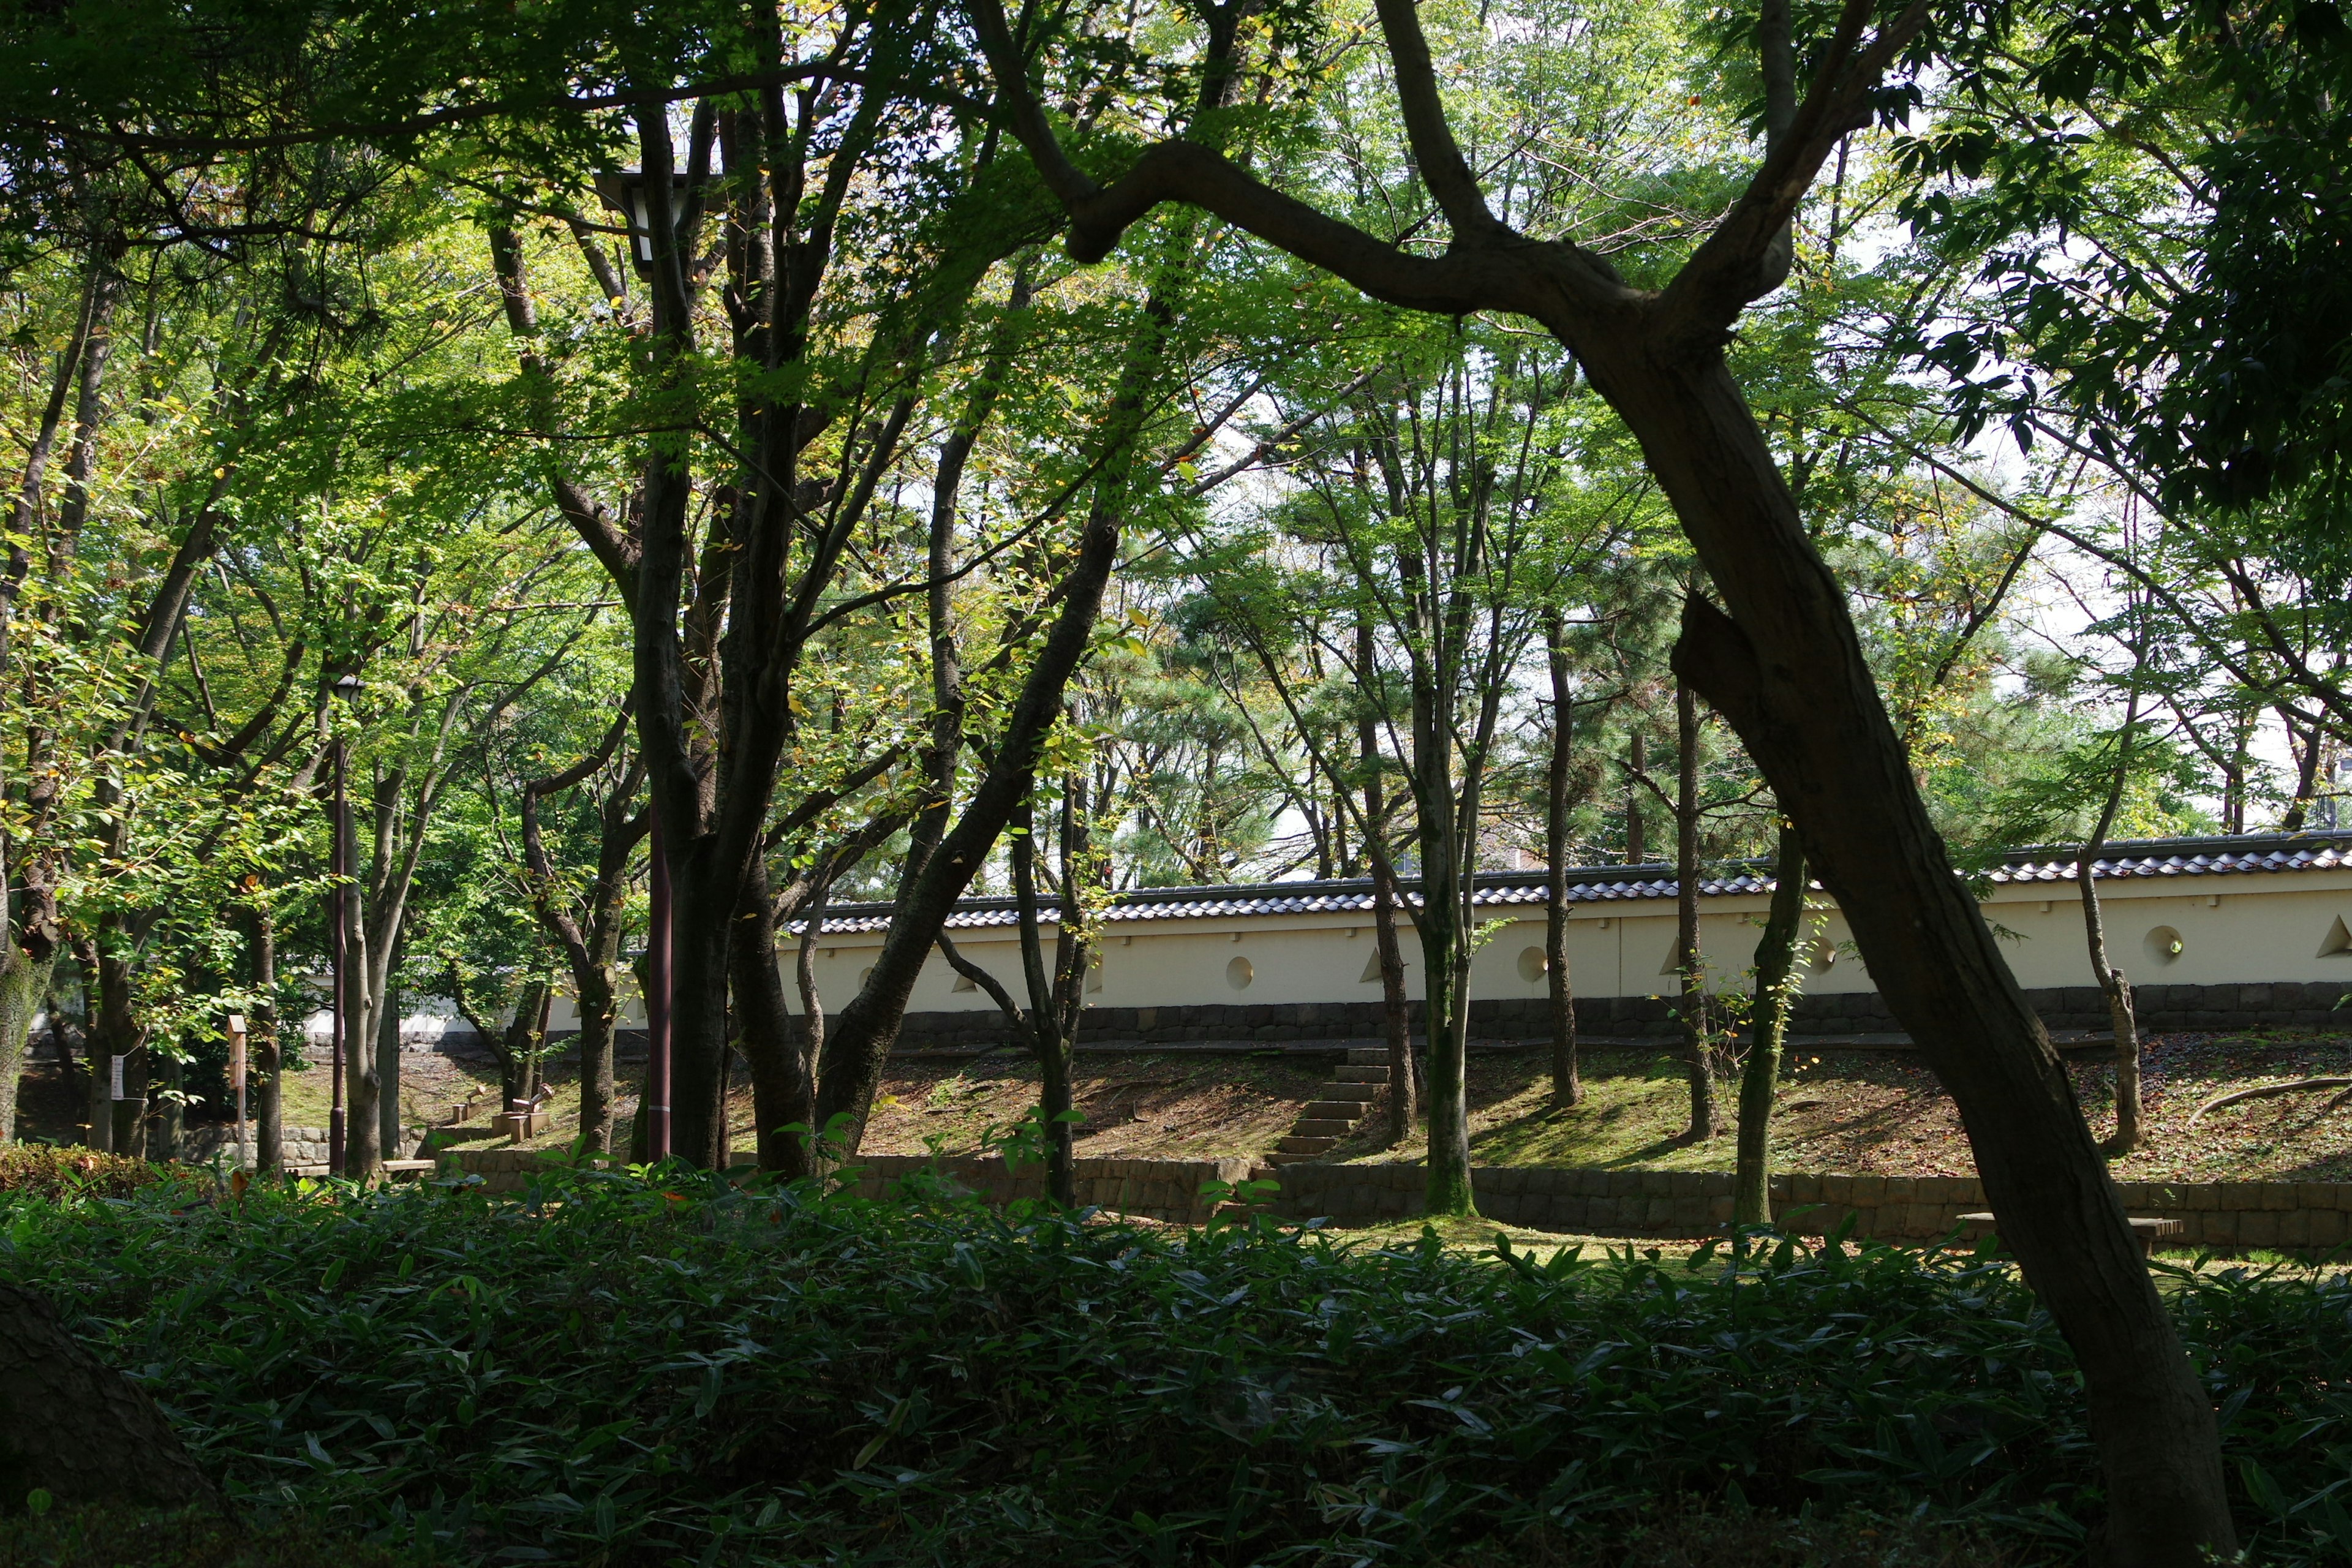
[1329,1031,2352,1183]
[20,1027,2352,1185]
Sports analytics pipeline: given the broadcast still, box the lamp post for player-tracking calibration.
[327,672,360,1175]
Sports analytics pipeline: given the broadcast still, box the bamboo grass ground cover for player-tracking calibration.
[3,1163,2349,1564]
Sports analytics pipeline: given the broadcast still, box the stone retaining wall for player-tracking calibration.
[884,980,2351,1053]
[423,1147,2352,1253]
[440,1148,619,1192]
[1265,1163,2352,1251]
[178,1124,423,1169]
[845,1153,1257,1225]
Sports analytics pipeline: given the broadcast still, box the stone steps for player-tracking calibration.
[1268,1056,1403,1166]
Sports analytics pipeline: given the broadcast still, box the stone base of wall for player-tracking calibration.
[441,1148,619,1193]
[1265,1163,2352,1252]
[883,979,2352,1054]
[846,1153,1257,1224]
[413,1147,2352,1253]
[178,1123,424,1169]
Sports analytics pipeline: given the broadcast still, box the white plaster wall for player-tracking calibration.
[795,867,2352,1013]
[341,865,2352,1035]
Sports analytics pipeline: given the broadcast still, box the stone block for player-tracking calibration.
[1646,1196,1677,1228]
[2263,1182,2297,1212]
[1707,1196,1734,1224]
[2298,1183,2340,1212]
[2307,1209,2349,1251]
[2241,1211,2282,1249]
[1852,1175,1888,1207]
[1640,1170,1672,1197]
[2280,1209,2313,1248]
[1667,1171,1705,1197]
[1672,1196,1708,1228]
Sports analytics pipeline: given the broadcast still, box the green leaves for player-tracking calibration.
[4,1166,2348,1561]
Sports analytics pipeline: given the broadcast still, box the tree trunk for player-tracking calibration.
[1624,729,1646,864]
[2081,846,2142,1156]
[1544,609,1580,1108]
[0,1281,216,1511]
[575,961,619,1156]
[0,941,55,1147]
[980,34,2237,1540]
[1675,678,1714,1140]
[153,1048,183,1163]
[663,853,737,1169]
[94,936,146,1158]
[250,908,281,1177]
[1359,617,1418,1140]
[377,962,402,1158]
[1735,824,1805,1226]
[1648,341,2230,1555]
[1371,861,1416,1140]
[731,859,808,1175]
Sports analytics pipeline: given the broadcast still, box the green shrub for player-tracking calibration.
[0,1505,398,1568]
[0,1166,2340,1563]
[0,1144,157,1200]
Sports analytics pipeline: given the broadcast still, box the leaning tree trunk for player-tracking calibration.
[2079,848,2143,1156]
[1637,342,2231,1556]
[0,1281,216,1510]
[1734,823,1806,1226]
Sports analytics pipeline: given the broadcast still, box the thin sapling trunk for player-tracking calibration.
[1735,823,1806,1226]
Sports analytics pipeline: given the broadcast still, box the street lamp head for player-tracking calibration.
[593,169,692,270]
[330,673,363,703]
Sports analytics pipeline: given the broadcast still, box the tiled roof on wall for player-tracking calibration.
[794,832,2352,935]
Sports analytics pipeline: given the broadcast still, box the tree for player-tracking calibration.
[0,1281,215,1510]
[973,0,2236,1550]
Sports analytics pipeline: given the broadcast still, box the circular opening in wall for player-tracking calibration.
[1807,937,1838,971]
[2144,925,2184,967]
[1517,946,1548,982]
[1226,956,1254,990]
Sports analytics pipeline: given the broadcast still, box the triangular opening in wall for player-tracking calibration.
[2320,915,2352,958]
[1660,945,1685,976]
[1359,950,1407,984]
[952,972,977,992]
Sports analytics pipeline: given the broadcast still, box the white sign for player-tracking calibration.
[109,1054,126,1101]
[225,1013,246,1033]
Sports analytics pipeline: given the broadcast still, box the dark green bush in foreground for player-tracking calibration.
[1,1165,2347,1564]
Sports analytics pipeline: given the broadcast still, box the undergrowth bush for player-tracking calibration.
[0,1143,158,1200]
[0,1164,2343,1564]
[0,1504,399,1568]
